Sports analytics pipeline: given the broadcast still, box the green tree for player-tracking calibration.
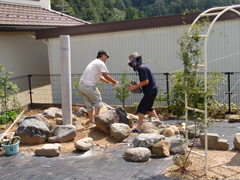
[114,71,130,108]
[123,0,132,8]
[169,17,224,119]
[114,0,126,10]
[51,0,240,23]
[153,0,168,16]
[104,0,114,9]
[125,8,139,19]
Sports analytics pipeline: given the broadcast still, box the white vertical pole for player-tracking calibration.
[203,37,208,175]
[185,81,188,150]
[60,35,72,125]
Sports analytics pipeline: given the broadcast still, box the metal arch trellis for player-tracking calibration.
[185,5,240,175]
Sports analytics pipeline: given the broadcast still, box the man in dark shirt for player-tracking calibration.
[128,52,159,133]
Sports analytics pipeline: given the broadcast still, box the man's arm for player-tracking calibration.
[129,79,149,91]
[101,72,117,84]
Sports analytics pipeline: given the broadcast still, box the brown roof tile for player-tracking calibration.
[0,2,90,28]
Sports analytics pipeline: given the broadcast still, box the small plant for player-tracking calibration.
[114,71,130,108]
[172,153,192,173]
[0,64,22,125]
[0,110,17,124]
[72,75,81,96]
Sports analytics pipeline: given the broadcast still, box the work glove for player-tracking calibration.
[115,81,123,88]
[109,82,115,87]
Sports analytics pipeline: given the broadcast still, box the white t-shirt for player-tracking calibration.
[80,58,109,86]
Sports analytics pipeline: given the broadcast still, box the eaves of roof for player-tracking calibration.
[0,1,90,31]
[35,9,240,40]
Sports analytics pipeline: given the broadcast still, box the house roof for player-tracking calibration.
[0,1,90,31]
[35,8,240,40]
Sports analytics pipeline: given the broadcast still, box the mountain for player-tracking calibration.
[51,0,240,23]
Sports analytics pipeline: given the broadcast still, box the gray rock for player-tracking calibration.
[169,125,180,134]
[34,143,61,157]
[15,116,51,145]
[169,138,187,155]
[115,107,133,128]
[187,125,200,138]
[129,80,142,94]
[43,107,61,118]
[74,107,88,117]
[150,117,163,127]
[234,133,240,150]
[152,140,170,157]
[123,147,151,162]
[163,127,175,137]
[95,110,119,134]
[200,133,229,150]
[227,114,240,123]
[75,137,93,151]
[48,125,76,143]
[140,122,159,134]
[217,139,229,150]
[55,111,76,122]
[110,123,131,140]
[133,133,165,149]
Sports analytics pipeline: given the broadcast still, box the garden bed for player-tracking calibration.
[1,105,240,179]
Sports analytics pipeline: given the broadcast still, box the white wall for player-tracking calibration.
[47,19,240,75]
[1,0,50,9]
[0,32,49,77]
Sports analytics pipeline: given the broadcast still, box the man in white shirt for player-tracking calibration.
[79,50,122,126]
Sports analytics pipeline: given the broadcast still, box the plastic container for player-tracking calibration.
[2,139,20,155]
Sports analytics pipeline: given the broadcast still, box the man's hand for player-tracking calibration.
[109,82,115,87]
[128,84,135,91]
[115,81,123,88]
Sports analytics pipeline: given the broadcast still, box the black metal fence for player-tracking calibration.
[9,72,240,109]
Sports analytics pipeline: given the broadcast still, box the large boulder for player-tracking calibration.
[200,133,229,150]
[123,147,151,162]
[150,117,163,127]
[95,110,119,134]
[15,115,51,145]
[43,107,61,118]
[165,135,187,155]
[48,125,76,143]
[169,138,187,155]
[95,108,131,134]
[34,143,61,157]
[152,140,170,157]
[115,107,133,128]
[163,127,175,137]
[133,133,165,149]
[140,122,159,134]
[234,133,240,150]
[110,123,131,140]
[226,114,240,123]
[75,137,93,151]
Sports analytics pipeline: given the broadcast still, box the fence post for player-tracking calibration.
[225,72,234,114]
[28,75,33,108]
[164,73,170,106]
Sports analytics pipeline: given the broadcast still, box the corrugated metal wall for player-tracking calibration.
[207,19,240,72]
[47,19,240,75]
